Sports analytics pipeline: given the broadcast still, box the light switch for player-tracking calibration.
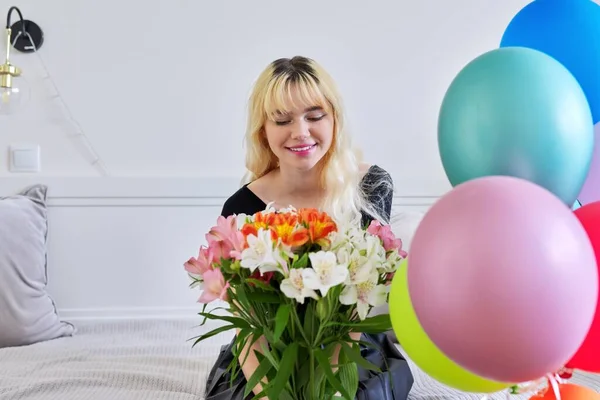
[9,144,40,173]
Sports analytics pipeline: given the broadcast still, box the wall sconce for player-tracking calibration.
[0,6,44,115]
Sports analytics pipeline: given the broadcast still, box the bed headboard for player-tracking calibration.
[0,177,437,320]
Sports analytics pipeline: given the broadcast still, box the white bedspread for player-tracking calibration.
[0,318,598,399]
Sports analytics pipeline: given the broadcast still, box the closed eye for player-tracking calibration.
[307,114,326,122]
[274,113,326,125]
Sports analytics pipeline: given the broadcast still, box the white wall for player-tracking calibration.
[0,177,434,319]
[0,0,536,197]
[0,0,540,319]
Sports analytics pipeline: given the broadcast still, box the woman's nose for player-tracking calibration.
[290,120,310,139]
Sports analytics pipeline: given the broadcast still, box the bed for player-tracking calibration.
[1,317,599,400]
[0,180,598,399]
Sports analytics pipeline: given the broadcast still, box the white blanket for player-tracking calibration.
[0,318,598,399]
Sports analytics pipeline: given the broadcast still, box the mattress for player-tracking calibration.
[0,318,598,399]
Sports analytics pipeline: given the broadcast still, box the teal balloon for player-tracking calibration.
[573,199,582,211]
[438,47,594,206]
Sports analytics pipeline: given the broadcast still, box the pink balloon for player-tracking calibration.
[407,176,599,383]
[578,122,600,204]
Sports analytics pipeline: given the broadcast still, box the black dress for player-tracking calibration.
[204,165,415,400]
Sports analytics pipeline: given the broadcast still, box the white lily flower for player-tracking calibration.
[339,271,388,320]
[240,228,282,274]
[280,268,319,304]
[302,251,349,296]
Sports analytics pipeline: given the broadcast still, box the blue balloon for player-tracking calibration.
[573,199,582,211]
[500,0,600,124]
[438,47,594,206]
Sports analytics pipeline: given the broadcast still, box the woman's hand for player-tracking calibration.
[330,331,362,373]
[230,287,269,398]
[237,329,268,398]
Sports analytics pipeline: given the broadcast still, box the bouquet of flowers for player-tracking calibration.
[184,204,407,400]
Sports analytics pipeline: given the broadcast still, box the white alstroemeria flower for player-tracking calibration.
[263,202,297,215]
[362,234,385,259]
[382,250,404,274]
[263,202,278,214]
[302,251,349,296]
[278,205,297,214]
[337,246,373,285]
[235,213,249,230]
[324,230,348,252]
[240,228,282,274]
[340,271,388,320]
[280,268,319,304]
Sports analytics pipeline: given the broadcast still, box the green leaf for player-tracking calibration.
[245,279,276,291]
[336,345,359,398]
[197,312,252,330]
[190,324,236,346]
[235,285,251,310]
[267,342,299,400]
[340,341,381,372]
[278,390,295,400]
[295,355,311,390]
[244,353,273,398]
[303,302,315,342]
[330,314,392,334]
[273,304,291,342]
[314,348,351,400]
[246,291,281,304]
[293,252,309,269]
[258,341,280,369]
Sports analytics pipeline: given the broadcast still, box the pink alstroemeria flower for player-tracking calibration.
[367,220,407,256]
[228,230,245,260]
[206,215,245,260]
[184,245,215,277]
[385,272,395,286]
[198,268,230,303]
[207,215,237,242]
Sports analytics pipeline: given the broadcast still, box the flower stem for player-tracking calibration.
[290,306,310,345]
[309,349,315,398]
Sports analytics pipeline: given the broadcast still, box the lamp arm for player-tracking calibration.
[6,6,24,29]
[6,6,25,29]
[4,6,25,64]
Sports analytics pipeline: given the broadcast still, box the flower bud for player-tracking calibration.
[316,298,329,320]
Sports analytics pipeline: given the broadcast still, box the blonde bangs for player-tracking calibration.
[262,73,329,119]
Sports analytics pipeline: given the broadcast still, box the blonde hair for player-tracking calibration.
[242,56,390,225]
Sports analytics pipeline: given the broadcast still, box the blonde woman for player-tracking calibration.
[205,56,414,399]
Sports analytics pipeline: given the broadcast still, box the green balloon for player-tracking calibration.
[389,259,512,393]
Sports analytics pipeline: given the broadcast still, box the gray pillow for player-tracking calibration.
[0,184,75,347]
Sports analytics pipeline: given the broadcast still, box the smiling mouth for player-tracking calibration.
[287,144,317,152]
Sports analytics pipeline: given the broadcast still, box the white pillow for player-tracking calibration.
[389,210,425,252]
[0,185,75,348]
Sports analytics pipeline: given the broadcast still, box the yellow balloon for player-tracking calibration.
[389,259,512,393]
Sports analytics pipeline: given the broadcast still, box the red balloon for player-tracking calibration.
[568,201,600,372]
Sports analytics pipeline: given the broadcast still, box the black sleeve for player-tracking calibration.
[379,180,393,223]
[219,186,264,218]
[220,196,236,218]
[362,166,394,224]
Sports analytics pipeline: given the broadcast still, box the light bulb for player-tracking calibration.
[0,76,29,116]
